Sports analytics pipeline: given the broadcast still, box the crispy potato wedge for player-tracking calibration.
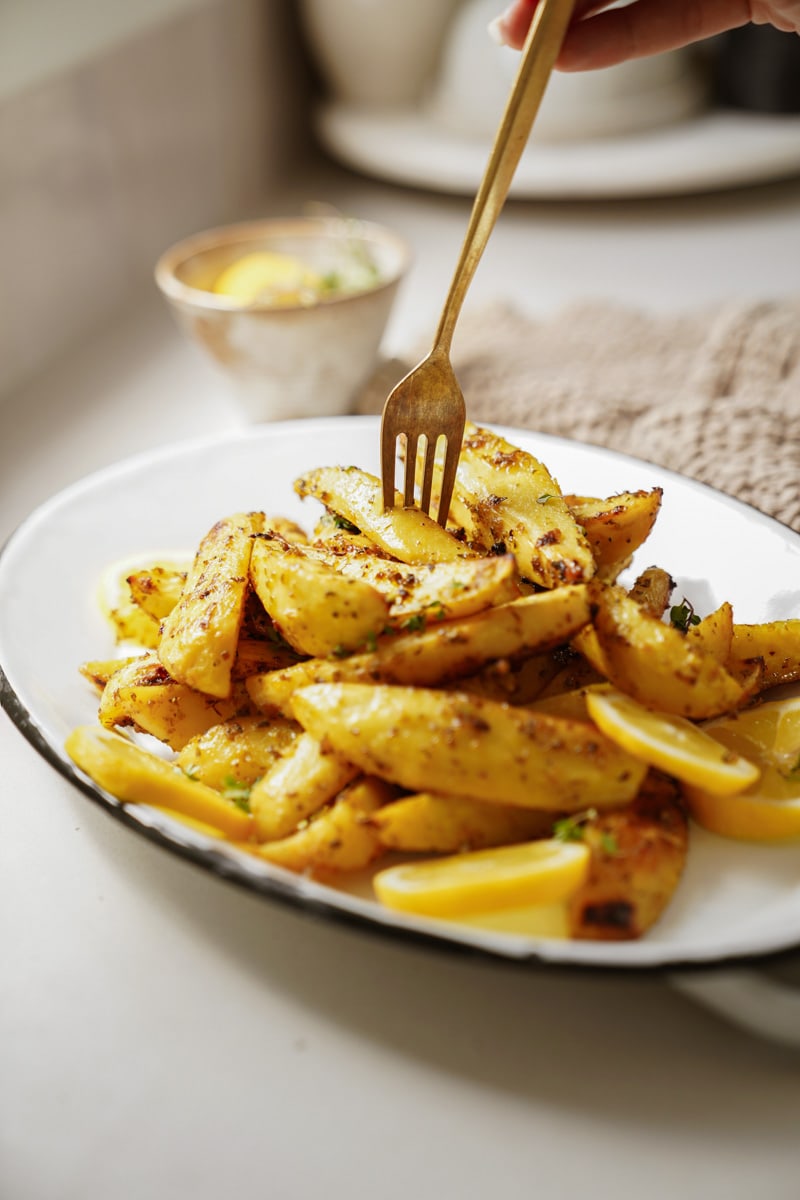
[176,714,299,790]
[291,683,648,812]
[371,792,553,853]
[65,724,253,839]
[309,543,521,625]
[99,653,254,751]
[727,620,800,691]
[567,772,688,940]
[252,776,393,873]
[247,587,591,717]
[159,512,263,698]
[250,533,389,657]
[249,731,358,842]
[566,490,663,579]
[687,601,734,663]
[590,582,749,719]
[452,423,595,588]
[627,565,675,620]
[80,656,143,690]
[266,516,309,545]
[127,564,188,621]
[294,465,469,564]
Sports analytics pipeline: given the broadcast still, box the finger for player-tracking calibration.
[491,0,601,50]
[558,0,754,71]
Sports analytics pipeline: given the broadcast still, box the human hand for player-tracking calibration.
[491,1,800,71]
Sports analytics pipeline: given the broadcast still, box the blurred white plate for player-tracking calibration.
[3,417,800,988]
[315,104,800,199]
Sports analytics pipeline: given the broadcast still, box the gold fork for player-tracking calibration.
[380,0,575,525]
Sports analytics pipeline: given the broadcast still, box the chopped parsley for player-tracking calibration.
[670,598,701,632]
[333,514,361,534]
[553,808,598,842]
[221,776,252,812]
[403,613,426,632]
[537,493,556,505]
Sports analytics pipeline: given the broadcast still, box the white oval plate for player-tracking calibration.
[3,416,800,971]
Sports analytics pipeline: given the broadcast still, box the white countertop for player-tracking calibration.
[3,160,800,1200]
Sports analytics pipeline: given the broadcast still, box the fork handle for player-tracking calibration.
[433,0,575,355]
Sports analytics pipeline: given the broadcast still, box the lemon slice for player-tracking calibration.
[586,688,760,795]
[372,839,590,919]
[212,251,322,306]
[684,696,800,841]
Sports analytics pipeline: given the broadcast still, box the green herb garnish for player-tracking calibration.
[333,514,360,533]
[670,598,701,632]
[221,776,252,812]
[553,808,598,842]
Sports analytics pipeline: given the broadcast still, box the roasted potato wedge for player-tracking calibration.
[248,730,358,842]
[309,543,521,625]
[452,423,595,588]
[252,776,393,873]
[291,682,648,813]
[566,490,663,579]
[371,792,553,853]
[250,533,390,657]
[98,653,254,751]
[176,714,299,790]
[567,772,688,940]
[127,564,188,622]
[590,581,749,719]
[295,465,468,564]
[627,565,675,620]
[159,512,263,698]
[247,587,591,717]
[727,619,800,692]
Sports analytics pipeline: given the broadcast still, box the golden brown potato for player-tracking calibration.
[176,714,299,790]
[98,654,254,751]
[686,601,734,663]
[590,581,749,719]
[309,543,521,626]
[371,792,553,853]
[252,776,393,873]
[627,565,675,619]
[290,682,648,813]
[727,619,800,692]
[250,533,390,657]
[80,656,143,690]
[159,512,264,698]
[295,465,469,564]
[127,564,187,622]
[453,423,595,588]
[566,490,663,579]
[567,772,688,940]
[246,587,591,717]
[248,731,358,842]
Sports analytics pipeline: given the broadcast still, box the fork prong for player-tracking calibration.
[419,435,437,517]
[380,423,397,511]
[436,438,460,527]
[403,434,419,508]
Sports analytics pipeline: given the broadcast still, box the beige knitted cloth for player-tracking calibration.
[357,298,800,531]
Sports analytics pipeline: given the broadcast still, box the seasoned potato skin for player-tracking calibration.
[568,772,688,940]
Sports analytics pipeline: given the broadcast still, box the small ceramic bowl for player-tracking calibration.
[155,216,410,422]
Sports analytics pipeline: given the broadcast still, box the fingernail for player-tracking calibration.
[488,7,514,46]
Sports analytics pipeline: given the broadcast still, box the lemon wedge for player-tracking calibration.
[212,251,322,306]
[683,696,800,840]
[372,839,590,919]
[586,688,760,795]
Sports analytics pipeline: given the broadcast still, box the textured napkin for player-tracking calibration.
[357,297,800,531]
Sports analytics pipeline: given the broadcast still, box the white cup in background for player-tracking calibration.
[299,0,462,108]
